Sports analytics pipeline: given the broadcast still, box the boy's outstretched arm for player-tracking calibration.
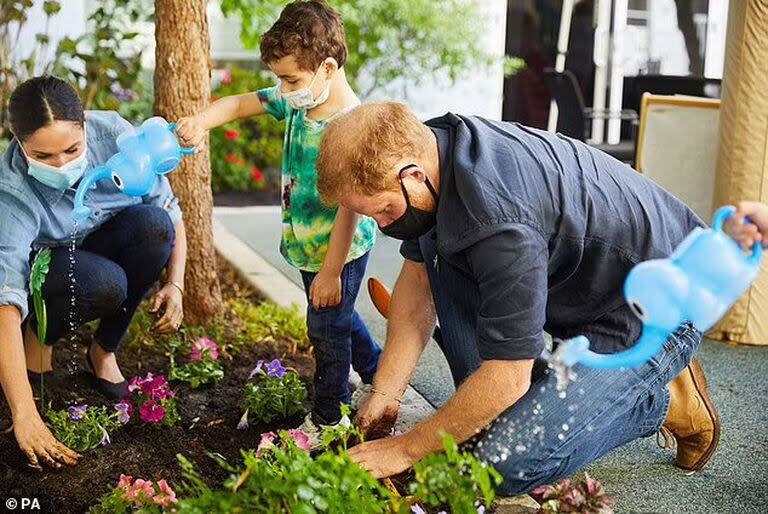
[728,201,768,251]
[309,206,359,309]
[175,93,266,148]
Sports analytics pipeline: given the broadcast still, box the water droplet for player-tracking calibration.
[514,444,526,454]
[557,433,565,440]
[500,452,508,461]
[562,424,569,431]
[568,416,575,424]
[587,425,594,432]
[518,471,525,479]
[558,391,567,399]
[540,386,546,393]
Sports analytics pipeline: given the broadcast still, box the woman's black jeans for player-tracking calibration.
[27,205,174,351]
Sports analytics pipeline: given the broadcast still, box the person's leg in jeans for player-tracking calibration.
[27,204,174,382]
[79,204,174,350]
[474,323,701,495]
[301,253,381,423]
[347,253,381,384]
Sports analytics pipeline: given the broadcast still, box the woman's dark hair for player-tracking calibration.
[8,76,84,141]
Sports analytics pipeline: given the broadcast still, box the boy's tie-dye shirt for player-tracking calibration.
[257,85,376,272]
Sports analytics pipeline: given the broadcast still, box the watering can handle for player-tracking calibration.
[167,122,198,154]
[712,205,764,265]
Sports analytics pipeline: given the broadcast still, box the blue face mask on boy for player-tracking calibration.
[20,134,89,190]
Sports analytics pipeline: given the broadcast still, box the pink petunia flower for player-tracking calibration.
[190,338,219,362]
[256,431,277,458]
[126,478,155,502]
[152,479,178,507]
[117,474,133,490]
[287,429,312,452]
[139,401,166,423]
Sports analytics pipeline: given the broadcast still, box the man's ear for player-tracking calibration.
[400,165,427,184]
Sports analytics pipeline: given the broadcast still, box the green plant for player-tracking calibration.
[219,0,493,98]
[47,404,123,453]
[29,248,51,411]
[168,337,225,389]
[319,403,362,451]
[240,359,307,426]
[52,0,152,112]
[209,66,284,194]
[409,433,502,513]
[175,441,398,513]
[89,474,178,513]
[532,473,616,514]
[230,299,309,353]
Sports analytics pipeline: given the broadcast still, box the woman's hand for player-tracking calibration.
[354,390,401,440]
[14,411,80,470]
[174,117,207,148]
[309,268,342,310]
[150,283,184,333]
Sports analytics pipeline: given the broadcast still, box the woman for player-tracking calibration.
[0,76,188,469]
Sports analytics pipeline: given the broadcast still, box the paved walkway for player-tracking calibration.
[215,206,768,513]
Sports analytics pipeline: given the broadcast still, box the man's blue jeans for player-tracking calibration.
[416,232,700,496]
[300,252,382,423]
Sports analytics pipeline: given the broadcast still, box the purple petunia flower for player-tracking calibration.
[266,359,286,379]
[411,505,426,514]
[115,401,132,424]
[248,360,265,380]
[237,410,250,431]
[68,404,87,422]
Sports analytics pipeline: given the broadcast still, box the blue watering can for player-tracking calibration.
[72,117,195,221]
[556,205,764,370]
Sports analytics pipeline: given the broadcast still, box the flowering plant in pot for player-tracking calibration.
[126,373,180,427]
[532,472,616,514]
[238,358,306,428]
[169,337,224,389]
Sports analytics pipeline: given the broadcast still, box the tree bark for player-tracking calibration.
[154,0,222,321]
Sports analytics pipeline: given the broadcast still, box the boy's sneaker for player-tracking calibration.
[295,412,352,450]
[350,383,373,411]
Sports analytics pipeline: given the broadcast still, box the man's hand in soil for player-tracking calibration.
[14,411,80,470]
[349,433,419,479]
[309,267,342,309]
[355,390,400,439]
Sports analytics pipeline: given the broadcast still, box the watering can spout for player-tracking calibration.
[72,166,112,222]
[555,326,669,370]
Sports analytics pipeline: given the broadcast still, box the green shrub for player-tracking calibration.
[47,405,123,453]
[409,433,502,513]
[230,299,309,353]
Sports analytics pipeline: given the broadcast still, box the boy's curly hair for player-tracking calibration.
[260,1,348,71]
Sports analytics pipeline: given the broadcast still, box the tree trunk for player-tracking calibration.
[154,0,222,321]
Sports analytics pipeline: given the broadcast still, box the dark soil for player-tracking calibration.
[0,264,315,513]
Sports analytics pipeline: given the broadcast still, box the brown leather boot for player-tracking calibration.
[658,357,720,471]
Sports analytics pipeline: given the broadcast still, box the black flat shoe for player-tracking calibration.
[85,343,128,401]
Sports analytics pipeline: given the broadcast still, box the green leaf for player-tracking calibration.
[43,1,61,16]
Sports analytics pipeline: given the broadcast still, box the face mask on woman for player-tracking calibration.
[20,133,88,190]
[278,60,332,111]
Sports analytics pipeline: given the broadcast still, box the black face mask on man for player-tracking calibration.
[379,164,439,241]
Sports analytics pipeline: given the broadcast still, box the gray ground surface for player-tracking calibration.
[216,207,768,514]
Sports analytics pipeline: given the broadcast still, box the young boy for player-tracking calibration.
[176,0,381,432]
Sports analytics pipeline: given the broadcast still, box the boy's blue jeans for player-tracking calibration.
[300,252,381,423]
[416,232,700,496]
